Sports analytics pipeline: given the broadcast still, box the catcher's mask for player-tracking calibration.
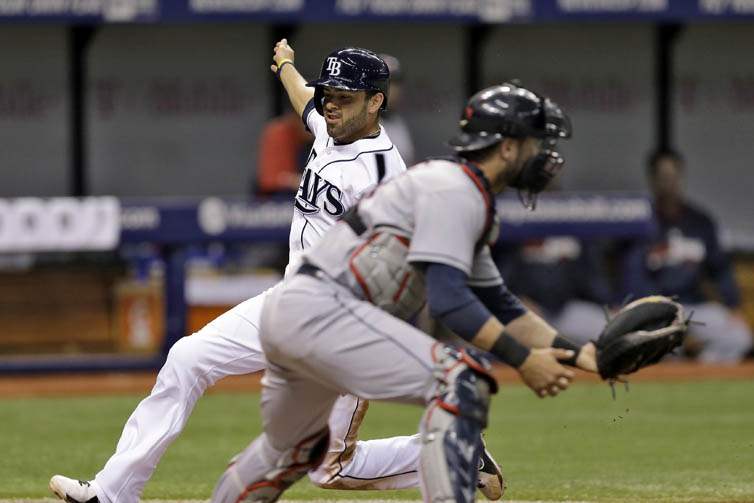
[509,138,566,209]
[448,82,572,209]
[307,47,390,115]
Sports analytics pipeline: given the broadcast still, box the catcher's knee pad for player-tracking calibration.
[212,428,329,503]
[419,345,498,503]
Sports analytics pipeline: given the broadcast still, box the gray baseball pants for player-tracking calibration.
[211,273,440,502]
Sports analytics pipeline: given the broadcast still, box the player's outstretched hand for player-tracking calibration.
[271,38,295,74]
[517,348,575,398]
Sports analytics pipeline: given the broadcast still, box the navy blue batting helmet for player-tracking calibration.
[307,47,390,115]
[448,82,572,152]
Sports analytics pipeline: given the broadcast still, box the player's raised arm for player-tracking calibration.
[271,39,314,117]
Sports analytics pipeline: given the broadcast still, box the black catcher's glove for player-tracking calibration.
[596,296,689,380]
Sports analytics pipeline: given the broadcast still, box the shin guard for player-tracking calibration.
[419,345,498,503]
[211,428,329,503]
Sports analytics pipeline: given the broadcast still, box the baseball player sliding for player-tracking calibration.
[209,82,603,503]
[50,41,503,503]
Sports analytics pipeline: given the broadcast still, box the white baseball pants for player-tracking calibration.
[91,285,421,503]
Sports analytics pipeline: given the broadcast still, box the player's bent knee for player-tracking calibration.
[309,474,339,490]
[419,345,497,503]
[212,428,330,503]
[308,456,340,489]
[165,334,205,370]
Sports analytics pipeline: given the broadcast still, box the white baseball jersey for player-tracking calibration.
[285,101,406,276]
[305,157,504,289]
[85,101,411,503]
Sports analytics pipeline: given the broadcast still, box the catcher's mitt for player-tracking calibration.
[596,295,688,380]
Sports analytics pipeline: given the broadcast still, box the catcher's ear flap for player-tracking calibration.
[597,301,679,348]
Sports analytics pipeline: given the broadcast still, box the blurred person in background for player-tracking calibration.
[495,237,614,346]
[621,149,752,362]
[248,112,314,273]
[254,111,313,198]
[378,54,416,166]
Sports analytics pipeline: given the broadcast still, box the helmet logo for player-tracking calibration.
[326,57,342,76]
[464,106,474,119]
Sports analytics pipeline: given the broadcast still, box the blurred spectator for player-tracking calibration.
[495,237,614,345]
[255,111,312,197]
[379,54,416,166]
[622,150,752,362]
[245,111,313,273]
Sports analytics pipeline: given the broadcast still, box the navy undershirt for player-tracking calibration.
[423,262,529,366]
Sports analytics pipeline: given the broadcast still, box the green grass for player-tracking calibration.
[1,380,753,501]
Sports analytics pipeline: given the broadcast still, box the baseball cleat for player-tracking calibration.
[49,475,99,503]
[477,444,506,500]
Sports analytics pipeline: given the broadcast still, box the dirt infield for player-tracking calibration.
[1,361,752,398]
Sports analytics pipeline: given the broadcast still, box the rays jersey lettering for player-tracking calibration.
[285,100,407,278]
[294,167,345,216]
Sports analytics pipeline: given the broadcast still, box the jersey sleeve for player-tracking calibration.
[407,188,486,275]
[302,98,327,139]
[468,246,504,287]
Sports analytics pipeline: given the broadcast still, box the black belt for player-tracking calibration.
[341,208,367,235]
[297,262,322,278]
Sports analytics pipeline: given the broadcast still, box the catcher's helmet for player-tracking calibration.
[448,82,572,152]
[307,48,390,115]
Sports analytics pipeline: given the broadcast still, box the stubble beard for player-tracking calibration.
[327,105,369,142]
[505,149,528,188]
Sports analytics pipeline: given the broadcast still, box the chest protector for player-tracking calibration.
[347,231,426,321]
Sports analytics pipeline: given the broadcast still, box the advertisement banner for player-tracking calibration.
[0,197,121,252]
[3,0,754,24]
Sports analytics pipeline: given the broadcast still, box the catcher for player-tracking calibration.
[209,82,688,503]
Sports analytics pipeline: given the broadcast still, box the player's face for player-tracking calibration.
[322,87,378,142]
[651,158,683,200]
[505,137,542,182]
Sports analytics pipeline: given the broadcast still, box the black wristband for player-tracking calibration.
[490,331,530,368]
[276,60,293,77]
[551,334,581,367]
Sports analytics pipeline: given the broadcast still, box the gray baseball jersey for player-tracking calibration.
[304,158,503,295]
[213,158,503,503]
[286,101,406,276]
